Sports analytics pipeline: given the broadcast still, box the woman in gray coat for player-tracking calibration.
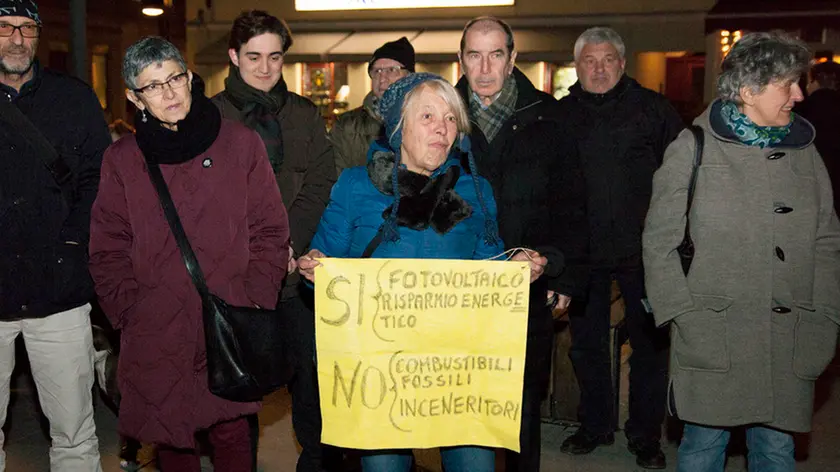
[643,32,840,472]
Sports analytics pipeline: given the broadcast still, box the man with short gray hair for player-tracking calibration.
[0,0,109,470]
[558,26,683,469]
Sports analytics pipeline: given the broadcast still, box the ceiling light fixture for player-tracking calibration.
[141,0,165,17]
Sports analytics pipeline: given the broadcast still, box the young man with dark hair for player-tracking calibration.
[212,9,336,472]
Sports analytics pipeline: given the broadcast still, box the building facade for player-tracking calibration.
[35,0,186,123]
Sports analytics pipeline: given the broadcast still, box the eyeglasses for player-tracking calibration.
[0,23,41,38]
[133,72,189,97]
[370,66,407,79]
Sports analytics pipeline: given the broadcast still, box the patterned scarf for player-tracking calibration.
[469,74,518,143]
[720,101,792,149]
[224,66,287,172]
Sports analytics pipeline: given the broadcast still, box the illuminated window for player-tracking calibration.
[91,52,108,109]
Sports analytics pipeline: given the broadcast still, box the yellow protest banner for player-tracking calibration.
[314,258,529,451]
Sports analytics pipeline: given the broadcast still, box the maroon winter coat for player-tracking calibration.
[89,120,290,448]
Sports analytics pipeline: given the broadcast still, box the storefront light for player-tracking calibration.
[720,30,742,57]
[296,0,514,11]
[335,85,350,102]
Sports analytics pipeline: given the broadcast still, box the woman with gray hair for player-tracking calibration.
[643,31,840,471]
[298,72,547,472]
[88,36,290,471]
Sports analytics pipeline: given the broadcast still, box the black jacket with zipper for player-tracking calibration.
[0,64,111,319]
[559,75,684,268]
[795,87,840,212]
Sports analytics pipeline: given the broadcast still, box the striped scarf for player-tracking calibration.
[469,74,518,143]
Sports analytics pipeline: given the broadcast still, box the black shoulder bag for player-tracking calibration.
[676,125,704,276]
[146,161,294,403]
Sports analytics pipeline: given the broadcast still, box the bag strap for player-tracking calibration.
[0,98,71,189]
[145,161,212,300]
[361,227,385,258]
[685,125,704,236]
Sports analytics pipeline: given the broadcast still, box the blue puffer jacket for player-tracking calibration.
[310,144,504,260]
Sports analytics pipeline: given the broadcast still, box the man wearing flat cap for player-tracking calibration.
[0,0,109,469]
[330,36,414,174]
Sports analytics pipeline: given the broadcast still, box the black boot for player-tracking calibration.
[560,429,615,455]
[627,437,666,469]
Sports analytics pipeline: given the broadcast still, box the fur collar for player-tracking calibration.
[366,150,472,234]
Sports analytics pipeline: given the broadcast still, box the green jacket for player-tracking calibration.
[330,91,383,175]
[643,100,840,432]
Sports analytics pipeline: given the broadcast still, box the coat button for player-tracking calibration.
[512,124,518,131]
[772,306,791,314]
[775,246,785,261]
[767,152,786,160]
[20,305,27,312]
[9,145,15,151]
[57,257,64,264]
[774,206,793,214]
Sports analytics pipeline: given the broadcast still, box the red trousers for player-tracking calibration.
[157,416,252,472]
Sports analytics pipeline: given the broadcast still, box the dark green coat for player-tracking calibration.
[329,91,383,175]
[643,100,840,432]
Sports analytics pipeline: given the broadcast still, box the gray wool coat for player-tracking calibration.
[643,100,840,432]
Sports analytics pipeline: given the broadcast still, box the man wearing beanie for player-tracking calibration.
[330,36,414,174]
[0,0,109,470]
[456,16,588,472]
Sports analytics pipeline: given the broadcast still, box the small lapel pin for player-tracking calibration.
[202,157,213,168]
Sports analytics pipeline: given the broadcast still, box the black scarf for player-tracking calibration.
[367,150,472,234]
[135,76,222,165]
[223,65,287,172]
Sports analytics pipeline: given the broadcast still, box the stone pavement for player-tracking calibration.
[4,363,840,471]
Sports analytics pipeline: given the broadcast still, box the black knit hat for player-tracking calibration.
[368,37,415,73]
[0,0,40,23]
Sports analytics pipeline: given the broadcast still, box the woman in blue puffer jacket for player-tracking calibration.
[303,72,502,262]
[298,73,544,472]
